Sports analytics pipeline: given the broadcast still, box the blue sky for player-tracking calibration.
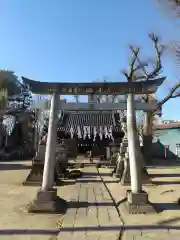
[0,0,179,119]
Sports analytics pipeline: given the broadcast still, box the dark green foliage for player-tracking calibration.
[8,83,33,110]
[41,116,49,137]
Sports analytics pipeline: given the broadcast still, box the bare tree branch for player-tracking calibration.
[133,62,148,74]
[73,95,79,103]
[146,33,165,79]
[129,46,140,81]
[122,33,165,85]
[156,81,180,108]
[156,1,180,61]
[122,46,141,83]
[157,0,180,17]
[121,70,129,79]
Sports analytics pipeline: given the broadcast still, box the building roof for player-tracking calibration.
[154,122,180,130]
[57,111,121,134]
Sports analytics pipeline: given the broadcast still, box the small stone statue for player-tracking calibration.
[121,152,131,185]
[56,139,82,179]
[114,152,124,179]
[56,140,68,176]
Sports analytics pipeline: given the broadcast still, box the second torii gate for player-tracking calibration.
[32,99,157,111]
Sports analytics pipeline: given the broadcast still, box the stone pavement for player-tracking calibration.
[0,161,123,240]
[2,161,180,239]
[98,166,180,240]
[57,166,123,239]
[0,161,60,240]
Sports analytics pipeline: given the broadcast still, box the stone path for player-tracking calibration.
[57,166,123,239]
[0,162,123,240]
[0,161,60,240]
[99,167,180,240]
[2,161,180,239]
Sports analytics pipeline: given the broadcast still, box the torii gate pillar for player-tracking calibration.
[28,92,66,213]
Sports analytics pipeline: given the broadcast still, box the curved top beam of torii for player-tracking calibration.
[21,77,165,95]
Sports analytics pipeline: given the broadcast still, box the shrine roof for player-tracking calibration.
[57,111,121,133]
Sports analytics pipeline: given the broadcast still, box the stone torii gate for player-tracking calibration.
[32,99,158,111]
[22,77,164,213]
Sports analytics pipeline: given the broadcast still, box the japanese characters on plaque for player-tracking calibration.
[60,86,111,94]
[69,125,114,140]
[49,85,142,95]
[47,86,143,94]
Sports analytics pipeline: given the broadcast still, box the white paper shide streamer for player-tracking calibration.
[104,126,108,138]
[69,124,114,141]
[104,125,114,140]
[70,126,74,139]
[77,125,82,139]
[93,126,97,141]
[99,126,103,140]
[87,126,91,139]
[83,126,90,139]
[109,125,114,140]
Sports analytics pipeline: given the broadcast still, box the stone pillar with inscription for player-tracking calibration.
[28,92,66,213]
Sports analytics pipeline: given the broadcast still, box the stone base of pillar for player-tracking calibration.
[113,154,124,179]
[124,190,157,214]
[75,163,84,168]
[142,167,148,175]
[96,163,101,168]
[113,170,123,179]
[113,173,121,178]
[27,188,67,214]
[176,198,180,205]
[141,169,151,185]
[175,198,180,209]
[121,157,131,185]
[23,161,59,186]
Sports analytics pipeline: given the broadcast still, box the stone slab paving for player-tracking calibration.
[0,161,62,240]
[98,166,180,240]
[0,161,123,240]
[4,160,180,239]
[57,166,123,239]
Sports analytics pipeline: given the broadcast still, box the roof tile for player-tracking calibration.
[154,122,180,130]
[57,111,121,133]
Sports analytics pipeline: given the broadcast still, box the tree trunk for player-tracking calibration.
[143,111,153,164]
[0,98,7,150]
[127,93,142,193]
[0,122,4,148]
